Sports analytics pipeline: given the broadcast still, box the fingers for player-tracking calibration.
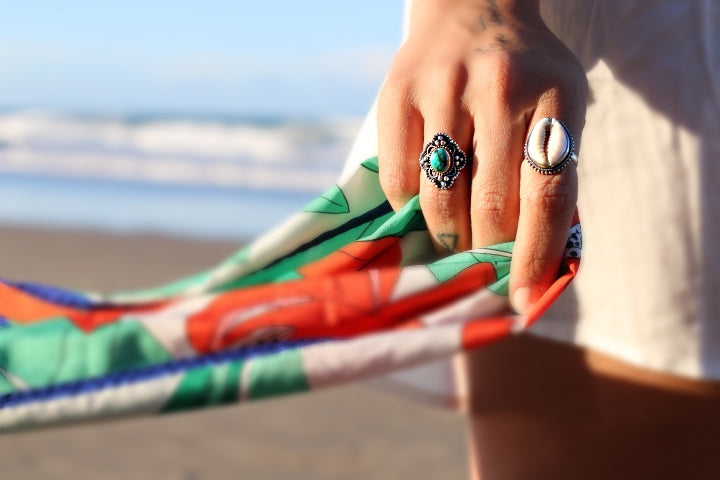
[510,93,583,314]
[420,110,474,254]
[377,84,424,212]
[378,65,474,254]
[470,108,525,248]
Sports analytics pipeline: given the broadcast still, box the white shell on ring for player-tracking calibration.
[527,118,571,168]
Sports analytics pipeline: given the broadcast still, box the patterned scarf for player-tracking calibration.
[0,156,580,431]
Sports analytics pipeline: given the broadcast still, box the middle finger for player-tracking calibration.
[470,107,526,249]
[420,106,474,254]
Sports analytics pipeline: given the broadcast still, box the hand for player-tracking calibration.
[377,0,587,314]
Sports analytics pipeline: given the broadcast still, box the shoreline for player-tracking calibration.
[0,225,242,291]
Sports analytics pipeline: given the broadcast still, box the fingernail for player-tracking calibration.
[511,287,536,315]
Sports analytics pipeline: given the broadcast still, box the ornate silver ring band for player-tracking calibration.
[419,133,467,190]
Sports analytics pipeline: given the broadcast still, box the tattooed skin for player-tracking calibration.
[469,0,511,53]
[471,0,504,31]
[485,0,504,27]
[476,34,510,54]
[438,233,460,253]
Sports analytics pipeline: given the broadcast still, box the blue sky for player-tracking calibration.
[0,1,404,116]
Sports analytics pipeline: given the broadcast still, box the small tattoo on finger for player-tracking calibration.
[438,233,460,253]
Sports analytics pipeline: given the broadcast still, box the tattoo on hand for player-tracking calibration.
[487,0,503,25]
[467,0,509,53]
[475,34,510,54]
[438,233,460,253]
[471,0,504,31]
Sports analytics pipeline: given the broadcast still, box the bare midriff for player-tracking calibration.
[464,335,720,480]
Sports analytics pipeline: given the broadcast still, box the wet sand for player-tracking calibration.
[0,226,468,480]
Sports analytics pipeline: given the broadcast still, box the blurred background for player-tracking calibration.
[0,2,469,479]
[0,0,400,238]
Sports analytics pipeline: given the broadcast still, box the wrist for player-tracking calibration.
[409,0,544,36]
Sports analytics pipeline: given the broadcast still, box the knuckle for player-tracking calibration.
[381,64,417,104]
[471,189,515,230]
[428,62,468,93]
[488,53,517,80]
[493,79,517,108]
[379,169,415,201]
[539,73,589,115]
[421,188,462,217]
[386,48,418,83]
[379,76,413,109]
[470,55,520,107]
[416,64,468,109]
[523,177,576,215]
[479,50,514,75]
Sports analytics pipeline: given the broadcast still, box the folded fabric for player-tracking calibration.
[0,156,580,431]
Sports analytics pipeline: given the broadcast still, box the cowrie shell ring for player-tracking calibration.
[524,118,578,175]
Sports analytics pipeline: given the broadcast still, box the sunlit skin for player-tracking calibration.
[377,0,587,314]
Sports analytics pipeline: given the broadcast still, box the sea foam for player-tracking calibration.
[0,110,361,193]
[0,109,364,237]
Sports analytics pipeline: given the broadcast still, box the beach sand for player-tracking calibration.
[0,226,468,480]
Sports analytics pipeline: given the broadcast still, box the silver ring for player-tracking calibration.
[419,133,467,189]
[524,118,578,175]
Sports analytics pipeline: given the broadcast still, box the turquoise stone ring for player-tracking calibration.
[430,148,450,173]
[419,133,467,189]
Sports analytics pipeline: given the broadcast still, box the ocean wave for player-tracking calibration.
[0,110,361,193]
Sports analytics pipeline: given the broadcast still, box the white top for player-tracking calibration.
[533,0,720,379]
[344,0,720,386]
